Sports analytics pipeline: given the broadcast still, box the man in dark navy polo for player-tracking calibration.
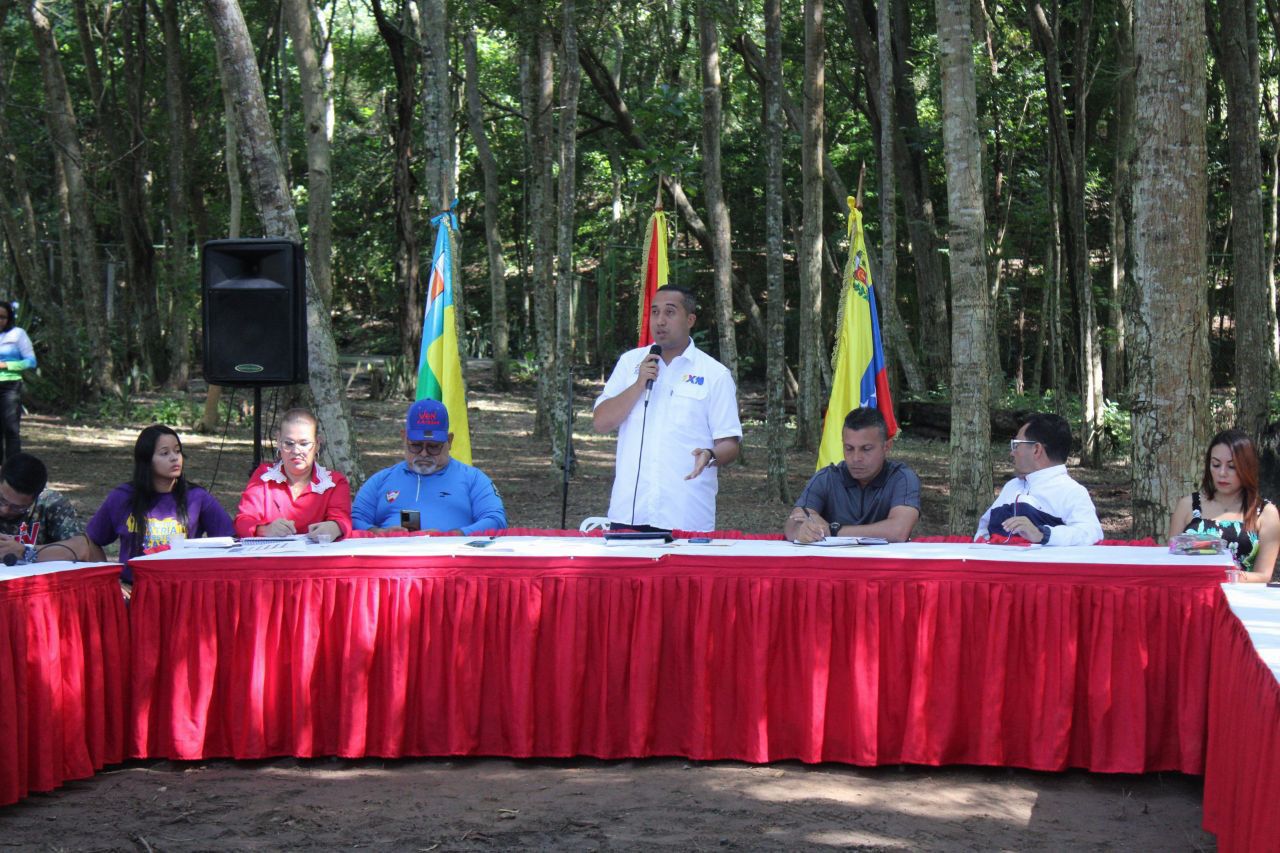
[784,407,921,543]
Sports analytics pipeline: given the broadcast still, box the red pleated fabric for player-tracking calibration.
[129,551,1222,774]
[0,565,128,806]
[1202,595,1280,852]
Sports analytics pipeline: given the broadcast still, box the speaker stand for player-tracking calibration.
[253,387,264,470]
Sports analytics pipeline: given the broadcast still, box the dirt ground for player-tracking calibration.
[0,368,1213,850]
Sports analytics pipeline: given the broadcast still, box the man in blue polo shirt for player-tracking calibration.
[352,399,508,535]
[785,407,921,543]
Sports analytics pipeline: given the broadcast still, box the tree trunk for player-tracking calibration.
[201,0,362,485]
[697,0,739,381]
[1028,0,1103,466]
[1210,0,1274,439]
[160,0,194,389]
[371,0,422,397]
[936,0,993,534]
[201,21,246,433]
[418,0,453,212]
[28,0,114,396]
[764,0,790,502]
[522,33,558,442]
[463,29,509,390]
[553,0,580,471]
[282,0,335,309]
[842,0,952,380]
[1107,0,1135,400]
[798,0,825,452]
[1128,0,1210,538]
[73,0,166,386]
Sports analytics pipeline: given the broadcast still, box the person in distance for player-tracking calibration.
[975,412,1103,546]
[1167,428,1279,582]
[592,286,742,532]
[0,452,97,564]
[0,300,36,461]
[86,425,234,582]
[785,406,921,543]
[351,399,506,535]
[234,408,351,541]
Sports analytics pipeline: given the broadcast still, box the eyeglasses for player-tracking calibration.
[280,440,316,452]
[407,441,446,456]
[1009,439,1039,452]
[0,493,34,513]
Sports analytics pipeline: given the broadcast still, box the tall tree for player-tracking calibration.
[371,0,422,395]
[798,0,825,451]
[522,30,558,442]
[201,0,362,483]
[697,0,738,381]
[935,0,993,533]
[1209,0,1275,439]
[1028,0,1104,466]
[1128,0,1210,537]
[1107,0,1135,400]
[282,0,336,308]
[842,0,951,379]
[28,0,114,395]
[463,29,510,390]
[764,0,789,502]
[419,0,454,212]
[553,0,580,471]
[159,0,196,389]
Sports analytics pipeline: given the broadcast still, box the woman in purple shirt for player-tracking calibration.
[87,424,234,584]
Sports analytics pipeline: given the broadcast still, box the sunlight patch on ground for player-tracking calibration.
[727,775,1034,825]
[803,828,914,848]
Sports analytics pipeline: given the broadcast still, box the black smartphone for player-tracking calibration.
[400,509,421,532]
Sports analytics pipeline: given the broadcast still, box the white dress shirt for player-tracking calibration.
[594,339,742,531]
[976,463,1104,547]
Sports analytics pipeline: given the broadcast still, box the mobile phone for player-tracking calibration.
[689,537,712,544]
[466,539,495,548]
[400,509,421,532]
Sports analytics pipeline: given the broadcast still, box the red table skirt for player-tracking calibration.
[0,565,129,806]
[1203,599,1280,851]
[130,552,1221,774]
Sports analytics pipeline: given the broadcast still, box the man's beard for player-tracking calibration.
[409,459,440,475]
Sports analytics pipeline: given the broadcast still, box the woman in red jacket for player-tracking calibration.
[234,408,352,540]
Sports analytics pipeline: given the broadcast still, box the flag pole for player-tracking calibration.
[856,161,866,211]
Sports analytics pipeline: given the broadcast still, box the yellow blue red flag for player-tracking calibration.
[636,210,669,346]
[416,209,472,464]
[817,200,898,470]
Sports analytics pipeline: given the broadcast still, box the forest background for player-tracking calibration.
[0,0,1268,537]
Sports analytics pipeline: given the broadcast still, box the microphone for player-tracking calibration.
[640,343,660,389]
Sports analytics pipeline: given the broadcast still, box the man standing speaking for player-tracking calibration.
[593,286,742,531]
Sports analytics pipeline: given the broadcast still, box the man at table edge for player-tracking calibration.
[785,406,921,543]
[0,452,102,563]
[976,412,1104,546]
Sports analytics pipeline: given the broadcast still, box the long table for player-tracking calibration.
[1203,585,1280,851]
[0,561,128,806]
[129,538,1231,776]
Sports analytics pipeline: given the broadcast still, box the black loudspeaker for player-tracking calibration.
[202,239,308,386]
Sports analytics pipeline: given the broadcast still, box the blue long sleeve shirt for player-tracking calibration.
[351,460,508,534]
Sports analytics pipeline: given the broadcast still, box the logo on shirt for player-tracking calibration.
[385,490,400,504]
[682,374,705,386]
[16,521,38,546]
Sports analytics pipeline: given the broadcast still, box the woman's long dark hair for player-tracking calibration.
[0,301,16,333]
[1201,428,1263,534]
[129,424,188,542]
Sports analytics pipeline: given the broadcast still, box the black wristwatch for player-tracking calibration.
[829,521,842,537]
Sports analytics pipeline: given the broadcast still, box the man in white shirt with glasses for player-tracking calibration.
[976,413,1103,546]
[352,399,507,535]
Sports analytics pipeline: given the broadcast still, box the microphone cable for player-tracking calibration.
[628,345,663,526]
